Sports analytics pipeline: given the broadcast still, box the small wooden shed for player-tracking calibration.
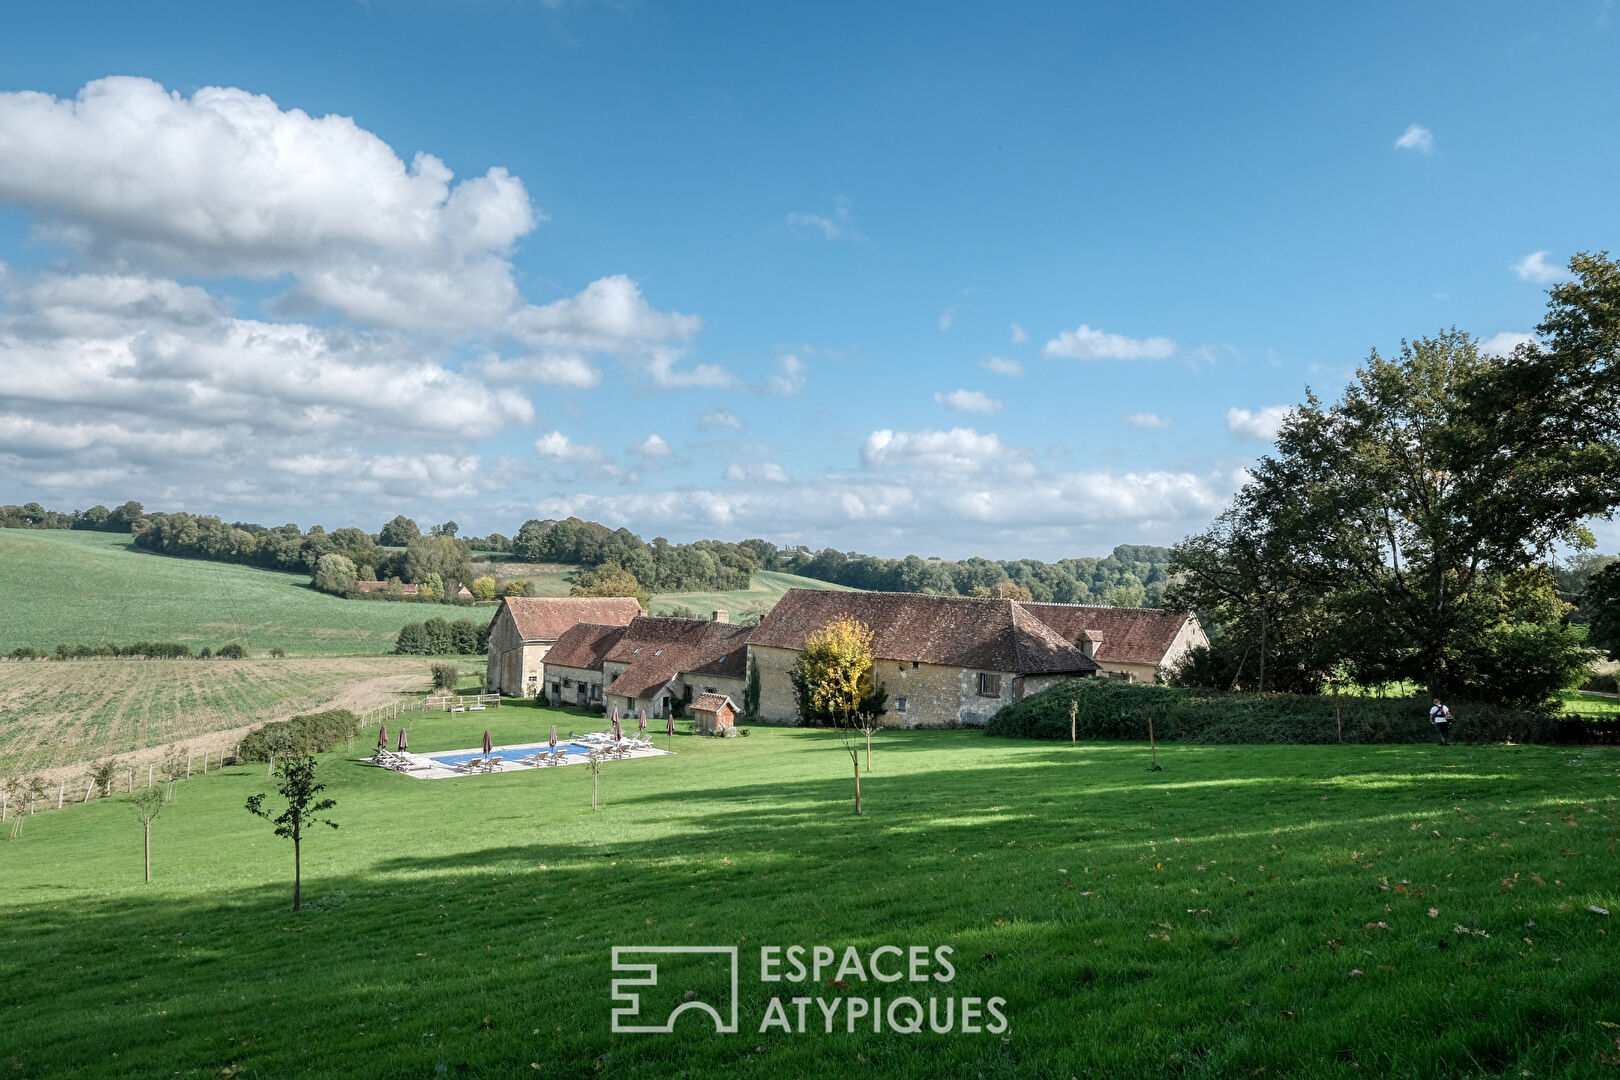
[691,692,738,735]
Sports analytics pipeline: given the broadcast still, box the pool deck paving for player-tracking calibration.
[363,734,675,780]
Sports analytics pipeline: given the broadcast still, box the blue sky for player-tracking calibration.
[0,1,1616,558]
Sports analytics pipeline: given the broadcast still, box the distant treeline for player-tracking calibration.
[8,641,256,660]
[3,500,1173,606]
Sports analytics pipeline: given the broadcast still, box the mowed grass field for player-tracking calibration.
[0,656,454,773]
[2,717,1616,1079]
[649,568,857,617]
[0,530,422,656]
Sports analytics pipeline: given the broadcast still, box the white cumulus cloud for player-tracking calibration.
[1009,323,1028,343]
[861,427,1010,474]
[1479,331,1538,357]
[981,356,1023,376]
[1512,251,1561,283]
[933,389,1003,414]
[1044,324,1176,361]
[1227,405,1291,441]
[629,433,672,458]
[0,76,536,333]
[1124,412,1171,429]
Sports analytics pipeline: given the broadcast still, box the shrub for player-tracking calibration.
[216,642,247,659]
[430,662,459,692]
[197,646,213,659]
[269,647,287,659]
[237,710,361,762]
[985,677,1610,746]
[7,647,45,660]
[313,552,358,595]
[470,576,497,602]
[393,622,431,655]
[504,580,528,597]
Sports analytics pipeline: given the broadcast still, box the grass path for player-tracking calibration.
[2,719,1616,1079]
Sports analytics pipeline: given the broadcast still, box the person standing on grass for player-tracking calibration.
[1429,697,1452,745]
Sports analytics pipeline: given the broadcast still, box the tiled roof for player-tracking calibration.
[749,590,1097,676]
[691,692,736,713]
[1019,603,1195,667]
[605,617,753,701]
[497,596,642,642]
[543,623,627,670]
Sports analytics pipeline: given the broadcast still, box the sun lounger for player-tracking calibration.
[453,757,486,773]
[483,756,504,772]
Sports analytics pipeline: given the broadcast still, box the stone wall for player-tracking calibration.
[753,643,1026,729]
[484,610,551,696]
[544,662,604,706]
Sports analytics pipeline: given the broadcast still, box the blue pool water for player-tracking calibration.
[430,743,591,768]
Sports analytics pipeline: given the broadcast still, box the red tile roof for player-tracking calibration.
[604,617,753,701]
[1019,603,1195,667]
[543,623,627,670]
[498,596,642,642]
[750,590,1097,676]
[691,692,736,714]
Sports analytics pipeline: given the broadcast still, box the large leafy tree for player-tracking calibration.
[1176,253,1620,702]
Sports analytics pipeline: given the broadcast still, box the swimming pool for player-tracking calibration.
[429,743,591,768]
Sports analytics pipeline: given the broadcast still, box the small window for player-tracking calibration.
[654,648,663,656]
[562,677,572,688]
[912,661,920,669]
[704,686,715,693]
[977,672,1002,697]
[632,647,642,654]
[896,695,908,713]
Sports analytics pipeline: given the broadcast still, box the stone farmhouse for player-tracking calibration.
[1018,603,1208,683]
[542,611,751,719]
[484,595,644,696]
[748,590,1099,728]
[490,588,1207,728]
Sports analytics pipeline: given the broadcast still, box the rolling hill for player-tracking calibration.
[0,531,858,657]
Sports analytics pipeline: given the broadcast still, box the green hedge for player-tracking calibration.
[985,678,1618,745]
[238,710,362,762]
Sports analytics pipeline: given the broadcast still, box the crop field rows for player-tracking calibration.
[0,656,438,773]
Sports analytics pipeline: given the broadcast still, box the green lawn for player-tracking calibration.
[0,530,422,657]
[3,719,1616,1079]
[1564,690,1620,719]
[649,568,857,618]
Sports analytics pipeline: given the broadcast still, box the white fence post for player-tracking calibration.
[57,781,64,810]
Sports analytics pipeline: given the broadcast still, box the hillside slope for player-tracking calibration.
[0,530,418,656]
[0,532,858,652]
[648,569,857,619]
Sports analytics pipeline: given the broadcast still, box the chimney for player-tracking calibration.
[712,609,729,624]
[1078,629,1102,660]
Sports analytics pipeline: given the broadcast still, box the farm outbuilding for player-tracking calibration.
[690,692,738,735]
